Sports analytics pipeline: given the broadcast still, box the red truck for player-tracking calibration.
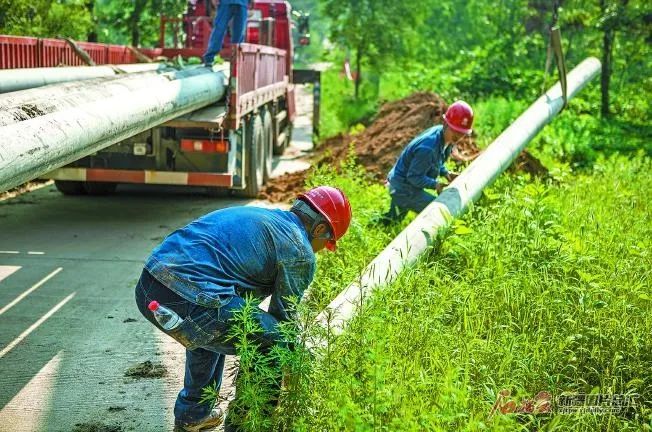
[0,0,311,198]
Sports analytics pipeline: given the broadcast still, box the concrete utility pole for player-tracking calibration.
[0,66,228,193]
[0,63,168,94]
[0,68,209,127]
[314,57,602,339]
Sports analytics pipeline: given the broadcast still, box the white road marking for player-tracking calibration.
[27,252,45,255]
[0,268,63,317]
[0,292,76,359]
[0,266,21,283]
[0,351,63,430]
[0,251,20,254]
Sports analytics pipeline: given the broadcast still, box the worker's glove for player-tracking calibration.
[435,183,445,194]
[446,172,459,183]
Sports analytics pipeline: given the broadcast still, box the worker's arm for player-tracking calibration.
[438,160,449,178]
[406,148,438,189]
[269,259,316,322]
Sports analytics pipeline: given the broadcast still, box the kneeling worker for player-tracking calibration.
[134,186,352,431]
[383,100,474,222]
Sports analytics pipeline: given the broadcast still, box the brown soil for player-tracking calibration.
[0,179,52,202]
[261,92,547,203]
[124,360,167,379]
[73,422,123,432]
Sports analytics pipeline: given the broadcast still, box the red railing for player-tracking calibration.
[0,35,137,69]
[227,43,289,128]
[234,43,286,96]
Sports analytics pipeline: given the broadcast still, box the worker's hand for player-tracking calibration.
[446,172,459,183]
[435,183,445,194]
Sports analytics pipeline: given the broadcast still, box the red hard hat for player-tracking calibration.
[298,186,352,251]
[443,100,474,135]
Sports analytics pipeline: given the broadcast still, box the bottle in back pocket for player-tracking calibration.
[148,300,184,331]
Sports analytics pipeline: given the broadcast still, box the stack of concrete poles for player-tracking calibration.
[0,65,229,193]
[0,63,170,93]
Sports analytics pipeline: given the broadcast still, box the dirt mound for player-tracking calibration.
[261,92,547,203]
[124,360,167,379]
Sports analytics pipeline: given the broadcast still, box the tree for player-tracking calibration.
[0,0,92,39]
[94,0,184,47]
[321,0,424,98]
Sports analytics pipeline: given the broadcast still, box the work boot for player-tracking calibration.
[173,407,224,432]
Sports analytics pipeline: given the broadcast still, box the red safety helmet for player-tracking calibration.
[298,186,352,251]
[443,100,474,135]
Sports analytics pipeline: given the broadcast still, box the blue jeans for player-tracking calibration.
[134,269,283,424]
[384,181,436,221]
[203,3,248,65]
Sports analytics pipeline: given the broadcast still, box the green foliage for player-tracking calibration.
[94,0,185,46]
[0,0,92,39]
[281,155,651,431]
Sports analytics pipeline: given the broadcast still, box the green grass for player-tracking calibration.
[289,154,652,431]
[210,77,652,432]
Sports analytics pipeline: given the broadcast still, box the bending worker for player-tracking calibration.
[382,100,474,222]
[134,186,352,432]
[203,0,252,67]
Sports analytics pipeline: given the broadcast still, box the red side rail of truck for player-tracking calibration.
[0,35,137,68]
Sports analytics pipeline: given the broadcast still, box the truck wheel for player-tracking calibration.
[236,114,264,198]
[83,181,117,195]
[54,180,86,195]
[262,108,274,182]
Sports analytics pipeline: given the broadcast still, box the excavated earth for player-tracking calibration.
[260,92,547,203]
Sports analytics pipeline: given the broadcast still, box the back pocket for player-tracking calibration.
[166,313,216,350]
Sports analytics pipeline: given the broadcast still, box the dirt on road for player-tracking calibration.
[261,92,547,203]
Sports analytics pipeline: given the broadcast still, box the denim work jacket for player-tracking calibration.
[145,206,316,322]
[220,0,248,6]
[387,125,452,192]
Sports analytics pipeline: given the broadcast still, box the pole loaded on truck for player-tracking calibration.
[0,0,300,198]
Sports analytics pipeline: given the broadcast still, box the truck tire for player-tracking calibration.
[262,108,274,182]
[236,114,264,198]
[54,180,86,195]
[83,181,117,195]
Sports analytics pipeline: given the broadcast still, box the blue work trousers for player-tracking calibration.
[384,181,436,221]
[134,269,282,424]
[203,4,248,65]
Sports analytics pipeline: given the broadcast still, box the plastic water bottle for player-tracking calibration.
[148,300,183,331]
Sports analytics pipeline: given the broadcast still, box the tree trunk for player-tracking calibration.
[130,0,148,47]
[601,25,613,117]
[354,47,362,99]
[600,0,629,117]
[86,1,97,42]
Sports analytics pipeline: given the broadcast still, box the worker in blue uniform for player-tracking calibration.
[382,101,475,222]
[203,0,252,67]
[134,186,352,432]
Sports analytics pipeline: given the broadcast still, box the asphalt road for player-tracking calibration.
[0,85,314,432]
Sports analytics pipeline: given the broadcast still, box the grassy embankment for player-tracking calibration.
[217,85,652,430]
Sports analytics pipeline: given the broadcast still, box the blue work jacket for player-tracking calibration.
[220,0,248,6]
[387,125,452,192]
[145,207,316,322]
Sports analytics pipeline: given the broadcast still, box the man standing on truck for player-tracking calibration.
[381,100,474,223]
[203,0,252,67]
[134,186,352,431]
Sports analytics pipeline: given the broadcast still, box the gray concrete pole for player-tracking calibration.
[0,67,212,127]
[313,57,602,338]
[0,68,227,192]
[0,63,169,94]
